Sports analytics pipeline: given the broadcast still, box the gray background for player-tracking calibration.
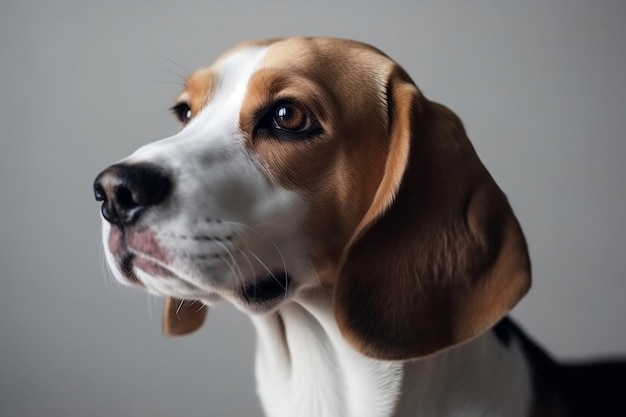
[1,1,625,416]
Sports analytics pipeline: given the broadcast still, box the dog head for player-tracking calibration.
[94,37,530,359]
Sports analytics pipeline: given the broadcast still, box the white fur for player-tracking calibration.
[103,46,314,308]
[101,45,534,417]
[254,287,532,417]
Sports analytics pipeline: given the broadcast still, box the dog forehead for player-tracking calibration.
[181,38,394,104]
[214,37,389,67]
[174,43,272,119]
[268,37,390,63]
[263,37,394,84]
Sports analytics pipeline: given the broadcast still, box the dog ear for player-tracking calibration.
[162,297,208,336]
[334,69,531,360]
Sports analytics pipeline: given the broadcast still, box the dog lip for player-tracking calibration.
[133,255,176,278]
[108,224,125,256]
[116,252,145,287]
[241,272,292,303]
[120,253,135,275]
[108,225,174,281]
[125,228,170,263]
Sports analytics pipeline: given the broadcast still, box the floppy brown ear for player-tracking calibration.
[162,297,208,336]
[334,71,531,360]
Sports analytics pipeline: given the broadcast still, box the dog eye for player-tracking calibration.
[272,101,312,132]
[255,100,322,140]
[171,102,192,125]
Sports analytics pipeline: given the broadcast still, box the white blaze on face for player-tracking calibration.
[101,46,312,306]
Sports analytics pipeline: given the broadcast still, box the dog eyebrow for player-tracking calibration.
[178,68,215,117]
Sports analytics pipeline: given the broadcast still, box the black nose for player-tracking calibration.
[93,163,171,226]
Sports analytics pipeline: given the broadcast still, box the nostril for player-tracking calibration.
[125,166,171,207]
[100,201,117,224]
[115,186,136,209]
[93,163,172,226]
[94,183,106,202]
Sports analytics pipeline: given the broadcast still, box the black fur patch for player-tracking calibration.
[492,316,516,347]
[491,316,626,415]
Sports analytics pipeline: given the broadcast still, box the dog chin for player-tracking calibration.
[232,272,294,314]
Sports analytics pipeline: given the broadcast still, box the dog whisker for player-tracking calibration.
[227,228,261,278]
[217,253,244,289]
[247,250,287,293]
[190,300,207,313]
[126,247,207,293]
[222,221,289,284]
[156,54,190,77]
[98,236,120,294]
[212,239,246,288]
[309,265,322,288]
[156,80,186,87]
[236,248,257,282]
[154,68,188,83]
[176,298,184,315]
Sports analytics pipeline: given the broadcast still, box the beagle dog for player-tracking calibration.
[94,37,625,417]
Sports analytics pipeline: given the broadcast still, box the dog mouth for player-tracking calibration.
[240,272,292,304]
[108,225,177,283]
[108,225,295,304]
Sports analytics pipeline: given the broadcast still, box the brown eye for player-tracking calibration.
[272,101,312,132]
[255,99,322,140]
[171,102,192,125]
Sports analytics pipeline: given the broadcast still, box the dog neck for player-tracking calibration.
[250,287,533,417]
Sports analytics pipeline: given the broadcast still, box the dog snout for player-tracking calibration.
[93,163,172,226]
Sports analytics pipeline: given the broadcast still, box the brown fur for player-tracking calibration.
[174,69,215,118]
[241,38,395,280]
[163,297,207,336]
[162,38,531,361]
[335,83,530,359]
